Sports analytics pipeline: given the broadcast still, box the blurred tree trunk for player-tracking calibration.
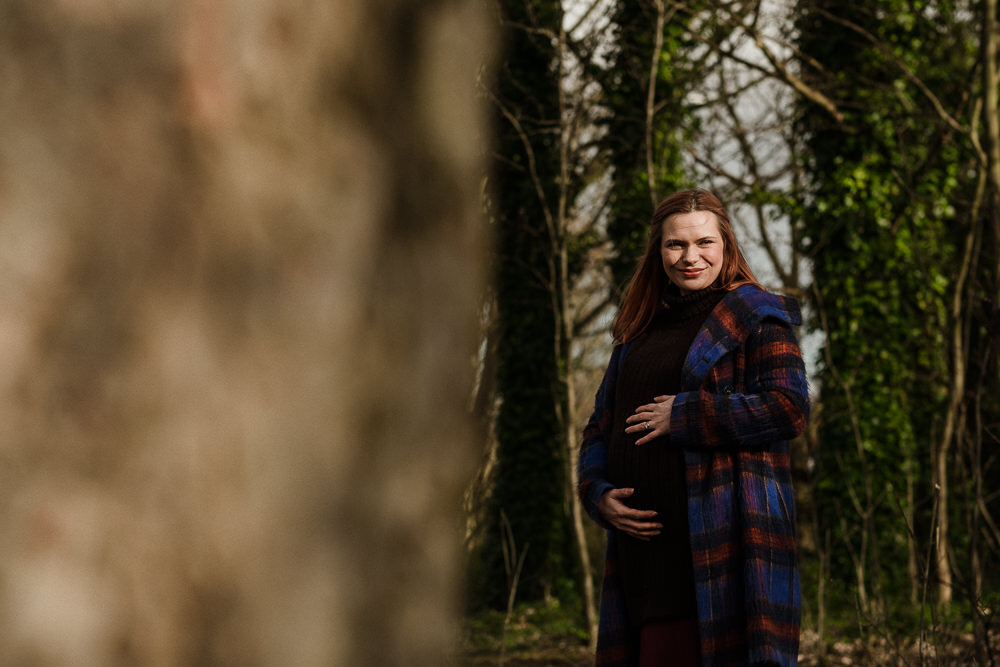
[0,1,490,665]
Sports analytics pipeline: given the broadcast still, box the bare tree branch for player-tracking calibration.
[645,0,676,207]
[814,8,967,134]
[668,0,845,124]
[717,68,791,286]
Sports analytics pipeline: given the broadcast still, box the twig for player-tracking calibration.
[499,511,530,667]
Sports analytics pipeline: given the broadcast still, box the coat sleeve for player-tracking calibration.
[577,346,621,528]
[669,318,808,450]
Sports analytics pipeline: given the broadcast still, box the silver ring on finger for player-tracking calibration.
[644,421,651,431]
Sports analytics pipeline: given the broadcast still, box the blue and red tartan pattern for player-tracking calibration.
[578,285,809,666]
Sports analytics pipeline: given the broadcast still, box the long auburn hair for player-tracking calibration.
[612,189,762,343]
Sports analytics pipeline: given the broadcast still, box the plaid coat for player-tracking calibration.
[578,285,808,666]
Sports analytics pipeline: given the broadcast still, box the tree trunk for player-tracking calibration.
[985,0,1000,265]
[934,419,953,607]
[973,0,999,654]
[0,1,490,664]
[560,246,598,646]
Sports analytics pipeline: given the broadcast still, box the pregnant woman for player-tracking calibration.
[578,188,809,666]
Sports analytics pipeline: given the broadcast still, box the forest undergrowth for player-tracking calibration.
[458,602,1000,666]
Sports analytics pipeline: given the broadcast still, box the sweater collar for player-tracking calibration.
[660,286,727,323]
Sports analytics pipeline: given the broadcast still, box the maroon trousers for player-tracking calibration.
[638,618,700,667]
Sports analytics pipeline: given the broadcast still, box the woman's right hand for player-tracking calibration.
[597,488,662,541]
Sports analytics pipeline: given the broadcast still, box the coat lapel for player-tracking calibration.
[681,285,801,389]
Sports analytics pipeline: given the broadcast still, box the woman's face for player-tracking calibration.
[660,211,725,294]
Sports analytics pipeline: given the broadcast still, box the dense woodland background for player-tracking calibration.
[466,0,1000,664]
[0,0,998,664]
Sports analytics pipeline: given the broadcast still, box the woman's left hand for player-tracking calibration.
[624,395,675,446]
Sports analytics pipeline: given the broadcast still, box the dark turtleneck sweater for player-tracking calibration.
[607,286,726,625]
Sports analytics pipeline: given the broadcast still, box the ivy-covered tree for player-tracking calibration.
[794,0,992,643]
[469,0,577,610]
[598,0,706,289]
